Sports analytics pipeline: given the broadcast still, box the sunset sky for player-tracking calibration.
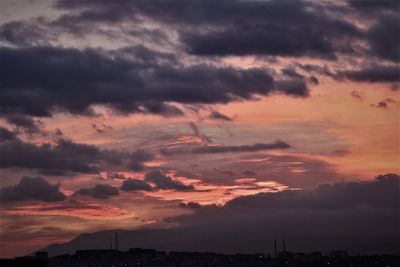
[0,0,399,258]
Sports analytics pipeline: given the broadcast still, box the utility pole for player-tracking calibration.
[115,232,119,250]
[283,238,286,252]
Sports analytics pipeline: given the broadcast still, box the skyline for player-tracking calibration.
[0,0,399,258]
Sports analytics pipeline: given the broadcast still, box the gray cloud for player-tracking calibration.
[179,202,203,209]
[0,127,17,142]
[188,122,212,143]
[366,14,400,62]
[120,178,153,192]
[348,0,400,15]
[371,98,399,109]
[338,65,400,84]
[0,176,66,202]
[129,149,155,171]
[0,19,53,46]
[0,134,153,175]
[191,140,290,154]
[107,173,127,180]
[175,1,359,59]
[166,173,400,240]
[350,90,365,100]
[74,184,119,199]
[144,170,194,191]
[160,140,291,156]
[49,1,397,75]
[275,79,309,96]
[42,174,400,256]
[242,170,257,177]
[52,0,359,59]
[3,114,42,134]
[282,68,304,79]
[0,46,308,118]
[373,101,388,109]
[208,111,233,121]
[2,0,395,122]
[91,123,113,134]
[228,173,400,210]
[213,168,235,176]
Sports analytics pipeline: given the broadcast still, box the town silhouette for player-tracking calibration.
[1,235,399,267]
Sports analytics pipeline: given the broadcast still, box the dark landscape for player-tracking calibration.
[2,247,400,267]
[0,0,399,266]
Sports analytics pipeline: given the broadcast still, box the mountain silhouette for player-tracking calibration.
[39,227,399,257]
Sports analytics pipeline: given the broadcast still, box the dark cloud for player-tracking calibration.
[350,90,365,101]
[0,46,309,118]
[3,114,42,134]
[371,98,399,109]
[0,176,66,202]
[107,172,127,180]
[282,68,304,79]
[348,0,400,14]
[366,14,400,62]
[191,140,290,154]
[160,140,291,156]
[120,178,153,192]
[91,123,113,134]
[188,122,212,143]
[144,170,194,191]
[42,174,400,256]
[129,149,155,171]
[0,135,153,174]
[181,24,335,59]
[74,184,119,199]
[275,79,309,96]
[127,27,170,44]
[37,169,71,177]
[295,63,333,77]
[308,76,319,86]
[138,102,185,117]
[213,168,235,176]
[128,161,145,171]
[338,65,400,84]
[373,101,388,109]
[172,1,359,59]
[0,127,17,142]
[58,0,398,65]
[242,170,257,177]
[179,202,203,209]
[59,0,383,62]
[0,19,53,46]
[208,111,233,121]
[0,137,100,173]
[188,122,201,136]
[1,1,397,100]
[54,128,63,137]
[228,174,400,210]
[53,0,342,31]
[159,147,187,157]
[167,173,400,238]
[331,149,350,157]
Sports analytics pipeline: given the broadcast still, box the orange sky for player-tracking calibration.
[0,0,399,258]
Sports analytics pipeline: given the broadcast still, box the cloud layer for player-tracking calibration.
[0,46,309,118]
[0,128,153,175]
[1,176,66,202]
[144,171,194,191]
[74,184,119,199]
[41,174,400,256]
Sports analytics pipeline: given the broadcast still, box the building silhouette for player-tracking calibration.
[1,239,399,267]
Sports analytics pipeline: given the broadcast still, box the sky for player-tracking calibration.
[0,0,399,258]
